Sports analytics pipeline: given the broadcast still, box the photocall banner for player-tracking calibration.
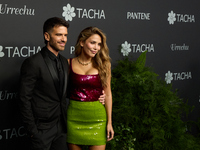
[0,0,200,149]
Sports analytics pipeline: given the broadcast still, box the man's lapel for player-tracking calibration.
[40,48,60,97]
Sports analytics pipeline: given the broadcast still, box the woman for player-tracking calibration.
[67,27,114,150]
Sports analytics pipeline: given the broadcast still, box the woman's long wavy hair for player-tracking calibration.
[75,27,111,88]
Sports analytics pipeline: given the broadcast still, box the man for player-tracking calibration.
[18,17,105,150]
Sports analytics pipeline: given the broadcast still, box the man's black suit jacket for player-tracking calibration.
[19,47,69,136]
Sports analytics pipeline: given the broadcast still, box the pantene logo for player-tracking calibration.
[0,45,41,58]
[168,10,195,25]
[62,3,105,21]
[127,12,150,20]
[165,71,192,84]
[121,41,154,56]
[0,4,35,16]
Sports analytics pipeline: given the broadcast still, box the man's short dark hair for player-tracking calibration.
[43,17,69,44]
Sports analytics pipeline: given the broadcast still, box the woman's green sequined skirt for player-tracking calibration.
[66,100,107,145]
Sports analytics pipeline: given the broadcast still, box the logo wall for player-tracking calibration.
[167,10,195,25]
[121,41,154,56]
[62,3,106,21]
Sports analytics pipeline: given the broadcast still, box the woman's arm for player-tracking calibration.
[104,64,114,141]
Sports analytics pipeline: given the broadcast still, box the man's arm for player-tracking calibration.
[18,58,38,136]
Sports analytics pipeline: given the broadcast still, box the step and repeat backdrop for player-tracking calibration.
[0,0,200,149]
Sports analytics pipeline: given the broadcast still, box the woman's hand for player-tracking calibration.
[98,90,106,105]
[107,123,114,141]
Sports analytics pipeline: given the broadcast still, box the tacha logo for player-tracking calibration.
[167,10,195,25]
[62,4,76,21]
[165,71,173,84]
[62,3,106,21]
[0,45,41,58]
[121,41,154,56]
[168,11,176,24]
[121,41,131,56]
[165,70,192,84]
[0,45,5,57]
[0,126,26,140]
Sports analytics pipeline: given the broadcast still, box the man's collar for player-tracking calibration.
[45,47,60,60]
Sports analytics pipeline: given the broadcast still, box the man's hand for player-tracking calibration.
[98,90,106,105]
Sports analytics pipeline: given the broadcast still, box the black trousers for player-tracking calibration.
[30,118,68,150]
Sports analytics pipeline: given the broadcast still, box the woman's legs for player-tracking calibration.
[89,145,106,150]
[68,143,82,150]
[68,144,106,150]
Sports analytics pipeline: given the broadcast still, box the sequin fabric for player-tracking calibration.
[68,58,103,102]
[67,100,107,145]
